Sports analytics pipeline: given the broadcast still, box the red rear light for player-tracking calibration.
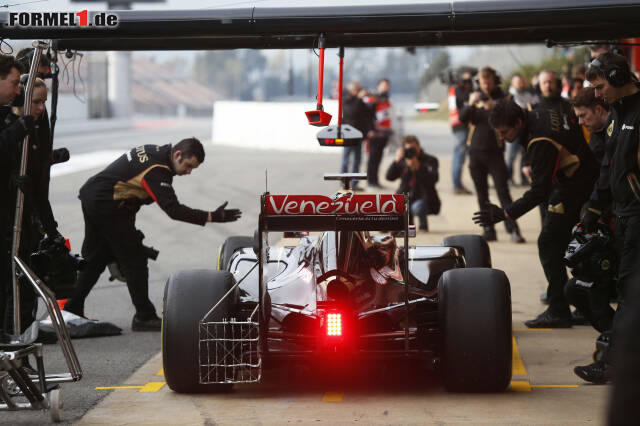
[327,313,342,336]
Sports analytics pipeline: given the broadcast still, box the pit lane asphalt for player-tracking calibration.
[7,118,608,424]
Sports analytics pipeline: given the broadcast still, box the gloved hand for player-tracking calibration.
[581,208,600,233]
[18,115,35,132]
[472,203,506,227]
[210,201,242,223]
[10,175,31,193]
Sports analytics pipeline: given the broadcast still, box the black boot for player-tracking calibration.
[524,309,572,328]
[574,360,613,384]
[132,313,161,332]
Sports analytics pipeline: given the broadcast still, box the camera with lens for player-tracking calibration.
[107,230,159,282]
[404,146,417,159]
[564,224,617,283]
[30,235,85,299]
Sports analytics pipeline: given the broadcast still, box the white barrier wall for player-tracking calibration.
[211,100,340,153]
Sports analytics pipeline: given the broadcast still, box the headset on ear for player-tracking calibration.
[590,57,630,88]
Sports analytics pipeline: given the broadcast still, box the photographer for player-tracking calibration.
[63,138,242,331]
[1,54,41,340]
[2,77,60,335]
[448,68,474,195]
[460,66,524,243]
[386,135,439,231]
[340,81,374,190]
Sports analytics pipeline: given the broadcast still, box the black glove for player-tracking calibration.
[581,208,600,233]
[18,115,35,132]
[10,175,31,193]
[472,203,506,227]
[210,201,242,223]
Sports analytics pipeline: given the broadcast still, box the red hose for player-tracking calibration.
[317,47,325,108]
[338,54,343,126]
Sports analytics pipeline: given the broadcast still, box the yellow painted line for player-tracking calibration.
[322,391,344,402]
[513,328,552,331]
[510,380,532,392]
[139,382,166,392]
[95,385,143,390]
[157,369,164,377]
[512,337,527,376]
[531,384,580,388]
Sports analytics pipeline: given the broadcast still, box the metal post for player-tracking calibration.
[403,196,410,353]
[11,41,47,337]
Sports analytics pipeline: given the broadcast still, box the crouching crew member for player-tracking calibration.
[64,138,241,331]
[573,52,640,384]
[474,98,598,328]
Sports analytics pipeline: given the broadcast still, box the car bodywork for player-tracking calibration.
[198,191,466,384]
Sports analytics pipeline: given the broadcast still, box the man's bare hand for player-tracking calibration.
[468,92,481,105]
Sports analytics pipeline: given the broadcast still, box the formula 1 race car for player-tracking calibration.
[161,178,512,393]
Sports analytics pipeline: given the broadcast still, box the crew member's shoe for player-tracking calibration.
[454,186,472,195]
[511,231,526,243]
[132,313,162,332]
[482,227,497,242]
[524,309,572,328]
[574,360,613,384]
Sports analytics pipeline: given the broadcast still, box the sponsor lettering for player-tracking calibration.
[135,146,148,163]
[622,124,635,131]
[266,194,405,215]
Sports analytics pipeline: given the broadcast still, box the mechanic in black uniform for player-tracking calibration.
[0,54,36,340]
[386,134,440,231]
[2,78,61,336]
[475,97,599,328]
[563,86,615,333]
[63,138,242,331]
[460,66,524,243]
[572,87,610,164]
[572,52,640,384]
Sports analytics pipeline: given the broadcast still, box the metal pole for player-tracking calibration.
[403,196,410,354]
[49,49,59,141]
[11,41,47,337]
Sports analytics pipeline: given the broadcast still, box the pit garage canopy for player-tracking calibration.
[2,0,640,50]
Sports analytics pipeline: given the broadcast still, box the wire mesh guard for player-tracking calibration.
[199,320,261,384]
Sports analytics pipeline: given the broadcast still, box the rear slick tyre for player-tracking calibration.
[162,269,236,393]
[442,234,491,268]
[439,268,512,392]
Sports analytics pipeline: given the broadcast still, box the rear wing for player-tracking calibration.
[260,193,407,232]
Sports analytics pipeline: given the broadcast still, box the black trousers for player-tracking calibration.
[608,223,640,424]
[64,201,155,318]
[604,214,640,366]
[564,277,615,333]
[469,150,520,233]
[367,136,388,185]
[537,192,584,316]
[1,216,41,335]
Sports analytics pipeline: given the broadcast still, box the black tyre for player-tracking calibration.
[162,269,237,393]
[442,234,491,268]
[218,236,254,271]
[438,268,512,392]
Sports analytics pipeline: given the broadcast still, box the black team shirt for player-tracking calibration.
[79,144,209,225]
